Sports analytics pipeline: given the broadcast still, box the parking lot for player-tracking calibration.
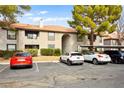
[0,62,124,88]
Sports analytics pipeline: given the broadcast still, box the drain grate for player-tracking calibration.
[80,78,85,80]
[91,78,97,80]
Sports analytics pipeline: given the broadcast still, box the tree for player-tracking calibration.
[117,8,124,45]
[68,5,122,51]
[0,5,31,28]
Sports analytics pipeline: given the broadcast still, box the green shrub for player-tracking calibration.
[40,48,61,56]
[40,48,54,56]
[0,50,3,57]
[54,48,61,56]
[0,50,23,59]
[26,49,38,57]
[3,51,14,59]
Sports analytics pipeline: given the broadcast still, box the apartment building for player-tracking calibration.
[0,23,113,53]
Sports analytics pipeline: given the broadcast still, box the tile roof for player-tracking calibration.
[10,23,77,33]
[104,31,119,40]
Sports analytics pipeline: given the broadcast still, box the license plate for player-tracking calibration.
[18,59,25,61]
[77,57,80,59]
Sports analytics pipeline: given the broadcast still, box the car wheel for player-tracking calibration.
[104,62,108,65]
[29,65,33,68]
[67,59,72,66]
[59,57,63,63]
[93,58,98,65]
[115,58,118,64]
[79,63,83,65]
[10,66,14,69]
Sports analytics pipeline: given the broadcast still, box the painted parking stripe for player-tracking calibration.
[0,65,9,73]
[0,63,9,65]
[35,63,39,72]
[57,63,72,70]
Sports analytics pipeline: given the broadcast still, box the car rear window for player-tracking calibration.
[71,53,82,56]
[14,53,30,57]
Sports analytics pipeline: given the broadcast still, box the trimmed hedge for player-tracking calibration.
[26,49,38,57]
[54,48,61,56]
[40,48,61,56]
[40,48,54,56]
[0,50,23,59]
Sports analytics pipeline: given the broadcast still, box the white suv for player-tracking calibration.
[60,52,84,65]
[83,51,111,65]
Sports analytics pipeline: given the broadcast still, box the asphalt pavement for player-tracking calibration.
[0,62,124,88]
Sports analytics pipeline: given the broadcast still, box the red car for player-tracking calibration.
[10,52,33,69]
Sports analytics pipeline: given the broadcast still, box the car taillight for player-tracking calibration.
[25,57,31,61]
[97,55,103,57]
[11,57,17,61]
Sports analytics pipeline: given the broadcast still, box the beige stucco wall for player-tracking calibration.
[0,28,109,53]
[0,29,17,50]
[17,30,79,53]
[17,30,64,53]
[17,30,42,50]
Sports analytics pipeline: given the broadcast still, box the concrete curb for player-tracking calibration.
[0,61,59,65]
[35,61,59,63]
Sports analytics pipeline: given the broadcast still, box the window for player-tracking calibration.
[48,32,55,41]
[7,44,16,51]
[25,45,39,49]
[7,31,16,40]
[25,31,39,39]
[48,44,55,48]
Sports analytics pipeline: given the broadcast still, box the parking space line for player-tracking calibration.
[57,63,72,70]
[35,63,39,72]
[0,63,9,65]
[0,65,9,73]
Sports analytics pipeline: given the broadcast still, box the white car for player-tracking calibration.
[60,52,84,65]
[83,51,111,65]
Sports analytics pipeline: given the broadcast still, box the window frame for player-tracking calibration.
[7,44,17,51]
[7,30,16,40]
[25,45,39,49]
[48,44,55,49]
[25,31,39,39]
[48,32,55,41]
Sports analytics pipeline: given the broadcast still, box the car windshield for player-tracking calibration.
[14,53,30,57]
[71,53,82,56]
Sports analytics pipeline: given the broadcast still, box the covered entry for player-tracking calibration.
[62,34,70,54]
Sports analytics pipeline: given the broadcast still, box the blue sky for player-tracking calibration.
[18,5,73,27]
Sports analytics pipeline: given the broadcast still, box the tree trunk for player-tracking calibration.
[117,31,121,51]
[89,29,94,51]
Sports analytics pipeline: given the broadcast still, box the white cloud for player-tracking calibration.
[28,17,70,23]
[27,17,71,26]
[38,11,48,15]
[24,13,33,16]
[44,17,70,22]
[28,17,42,22]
